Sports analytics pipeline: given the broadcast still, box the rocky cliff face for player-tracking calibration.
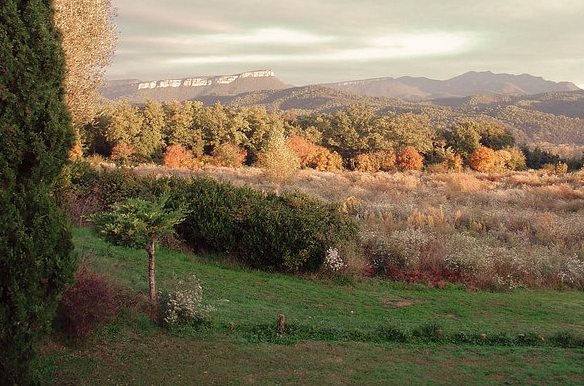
[101,70,287,102]
[135,70,276,90]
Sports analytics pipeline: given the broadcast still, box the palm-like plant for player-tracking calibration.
[91,194,187,314]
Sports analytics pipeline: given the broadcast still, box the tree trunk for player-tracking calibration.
[147,240,158,317]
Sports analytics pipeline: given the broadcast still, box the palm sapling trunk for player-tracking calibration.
[147,239,157,312]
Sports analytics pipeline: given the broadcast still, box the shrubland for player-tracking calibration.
[60,160,584,291]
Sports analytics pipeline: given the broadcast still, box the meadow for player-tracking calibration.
[39,227,584,385]
[38,163,584,384]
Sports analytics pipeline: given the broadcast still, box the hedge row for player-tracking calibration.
[60,163,358,272]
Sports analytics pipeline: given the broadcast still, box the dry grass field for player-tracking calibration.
[126,164,584,290]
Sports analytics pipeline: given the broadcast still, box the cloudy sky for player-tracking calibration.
[108,0,584,87]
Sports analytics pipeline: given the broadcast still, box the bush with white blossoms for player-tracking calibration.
[324,247,346,272]
[558,254,584,286]
[159,276,215,327]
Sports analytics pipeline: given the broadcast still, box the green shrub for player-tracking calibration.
[65,169,359,273]
[172,177,358,272]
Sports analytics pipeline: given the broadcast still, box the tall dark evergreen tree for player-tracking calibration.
[0,1,76,383]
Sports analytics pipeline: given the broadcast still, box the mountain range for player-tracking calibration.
[102,70,580,103]
[325,71,580,100]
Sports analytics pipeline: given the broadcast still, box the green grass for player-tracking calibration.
[40,227,584,385]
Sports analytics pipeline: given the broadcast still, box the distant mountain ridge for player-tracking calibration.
[324,71,581,100]
[101,70,288,102]
[102,70,581,103]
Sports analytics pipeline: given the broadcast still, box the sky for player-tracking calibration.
[107,0,584,87]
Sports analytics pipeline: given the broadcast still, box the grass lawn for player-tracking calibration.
[38,227,584,385]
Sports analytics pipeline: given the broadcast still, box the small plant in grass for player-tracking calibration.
[91,194,187,316]
[323,247,346,272]
[159,276,214,327]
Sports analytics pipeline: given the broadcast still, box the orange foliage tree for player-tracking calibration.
[163,144,199,169]
[353,153,381,172]
[288,135,343,171]
[396,146,424,171]
[469,146,497,172]
[353,150,397,172]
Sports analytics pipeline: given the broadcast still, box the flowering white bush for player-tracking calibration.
[159,276,215,326]
[558,254,584,286]
[324,247,345,272]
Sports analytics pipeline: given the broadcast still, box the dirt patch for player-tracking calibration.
[381,297,421,308]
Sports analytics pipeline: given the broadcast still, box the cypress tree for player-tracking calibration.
[0,1,76,383]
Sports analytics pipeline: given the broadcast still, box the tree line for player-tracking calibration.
[78,100,584,173]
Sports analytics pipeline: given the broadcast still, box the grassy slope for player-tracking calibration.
[41,227,584,385]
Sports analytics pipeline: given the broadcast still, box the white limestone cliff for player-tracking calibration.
[137,70,275,90]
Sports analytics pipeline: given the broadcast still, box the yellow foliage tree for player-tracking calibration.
[54,0,116,127]
[259,130,300,182]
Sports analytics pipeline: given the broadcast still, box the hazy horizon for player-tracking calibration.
[107,0,584,87]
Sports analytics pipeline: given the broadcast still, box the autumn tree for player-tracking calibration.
[494,147,527,171]
[211,143,247,167]
[353,153,382,172]
[396,146,424,171]
[1,1,76,382]
[258,129,300,181]
[287,135,343,171]
[110,142,136,165]
[163,144,198,169]
[310,148,344,171]
[469,146,497,172]
[54,0,116,128]
[504,147,527,170]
